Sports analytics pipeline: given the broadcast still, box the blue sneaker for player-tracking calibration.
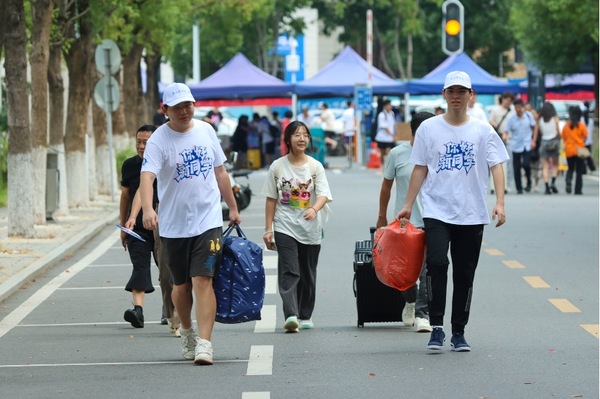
[427,327,445,350]
[450,333,471,352]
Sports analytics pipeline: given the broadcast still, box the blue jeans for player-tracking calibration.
[424,218,484,334]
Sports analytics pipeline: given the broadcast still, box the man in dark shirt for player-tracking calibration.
[120,125,177,332]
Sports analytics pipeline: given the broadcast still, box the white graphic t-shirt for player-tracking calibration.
[410,115,509,225]
[262,156,333,245]
[142,119,225,238]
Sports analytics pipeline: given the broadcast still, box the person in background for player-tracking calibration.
[260,115,275,167]
[153,105,167,127]
[525,103,542,192]
[376,111,435,333]
[583,101,596,172]
[271,111,282,157]
[434,106,445,116]
[231,115,250,169]
[489,91,515,193]
[341,100,356,162]
[374,99,396,167]
[297,105,312,126]
[262,121,333,333]
[120,125,177,331]
[140,82,241,366]
[467,91,488,122]
[504,99,536,194]
[533,102,561,195]
[281,110,294,156]
[396,71,508,352]
[561,106,589,195]
[320,103,338,155]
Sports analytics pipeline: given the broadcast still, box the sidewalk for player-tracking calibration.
[0,196,119,303]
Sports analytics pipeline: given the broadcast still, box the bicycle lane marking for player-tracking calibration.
[0,231,119,340]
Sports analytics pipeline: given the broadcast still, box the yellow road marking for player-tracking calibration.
[548,299,581,313]
[523,276,550,288]
[580,324,599,339]
[503,260,525,269]
[484,248,504,256]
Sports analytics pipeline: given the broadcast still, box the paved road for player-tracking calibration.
[0,159,598,398]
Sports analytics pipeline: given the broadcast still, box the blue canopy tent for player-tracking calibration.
[294,46,406,97]
[187,53,293,99]
[518,73,595,94]
[407,52,520,94]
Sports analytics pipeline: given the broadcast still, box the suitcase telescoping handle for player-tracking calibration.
[369,226,376,243]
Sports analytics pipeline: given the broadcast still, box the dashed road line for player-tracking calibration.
[246,345,274,376]
[523,276,550,288]
[502,260,525,269]
[484,248,504,256]
[580,324,599,338]
[242,392,270,399]
[548,298,581,313]
[255,305,276,333]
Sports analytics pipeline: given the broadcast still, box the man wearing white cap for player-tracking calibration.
[139,82,241,365]
[396,71,508,352]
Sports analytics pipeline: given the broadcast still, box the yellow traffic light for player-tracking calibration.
[445,19,461,36]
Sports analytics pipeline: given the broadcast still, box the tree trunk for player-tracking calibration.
[30,0,54,224]
[63,16,93,208]
[122,43,145,136]
[145,52,162,120]
[5,0,34,237]
[112,69,130,152]
[48,42,69,216]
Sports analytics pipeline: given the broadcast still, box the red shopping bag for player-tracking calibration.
[372,219,426,291]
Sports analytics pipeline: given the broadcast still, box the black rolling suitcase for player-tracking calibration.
[352,227,405,327]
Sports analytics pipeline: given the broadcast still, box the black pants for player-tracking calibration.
[566,156,585,194]
[424,218,483,334]
[512,150,531,192]
[274,232,321,320]
[125,232,157,293]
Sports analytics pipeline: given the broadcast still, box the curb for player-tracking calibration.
[0,210,119,303]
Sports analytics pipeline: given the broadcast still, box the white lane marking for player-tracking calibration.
[242,392,270,399]
[265,275,277,295]
[0,232,119,339]
[246,345,273,376]
[262,256,277,270]
[0,359,246,368]
[254,305,276,333]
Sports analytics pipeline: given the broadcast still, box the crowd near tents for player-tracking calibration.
[160,45,594,102]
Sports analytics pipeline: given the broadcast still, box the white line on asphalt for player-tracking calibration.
[265,275,276,295]
[0,231,119,339]
[254,305,276,333]
[0,359,247,368]
[262,256,277,270]
[246,345,273,376]
[88,263,133,267]
[242,392,270,399]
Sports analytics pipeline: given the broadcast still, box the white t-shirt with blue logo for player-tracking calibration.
[142,119,225,238]
[410,114,509,225]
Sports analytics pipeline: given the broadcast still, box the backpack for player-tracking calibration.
[213,224,265,324]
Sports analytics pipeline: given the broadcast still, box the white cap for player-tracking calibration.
[443,71,472,90]
[162,83,195,106]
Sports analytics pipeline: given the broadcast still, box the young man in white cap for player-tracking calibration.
[139,82,241,365]
[396,71,508,352]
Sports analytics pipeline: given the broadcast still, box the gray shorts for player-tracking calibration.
[160,227,223,286]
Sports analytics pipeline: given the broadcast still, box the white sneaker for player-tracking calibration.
[402,302,416,327]
[284,316,299,333]
[299,318,314,330]
[415,317,433,332]
[194,338,214,365]
[180,327,197,360]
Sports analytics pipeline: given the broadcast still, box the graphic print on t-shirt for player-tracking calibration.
[278,177,312,209]
[436,140,475,174]
[175,145,214,182]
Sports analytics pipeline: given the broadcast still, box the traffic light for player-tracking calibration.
[442,0,464,55]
